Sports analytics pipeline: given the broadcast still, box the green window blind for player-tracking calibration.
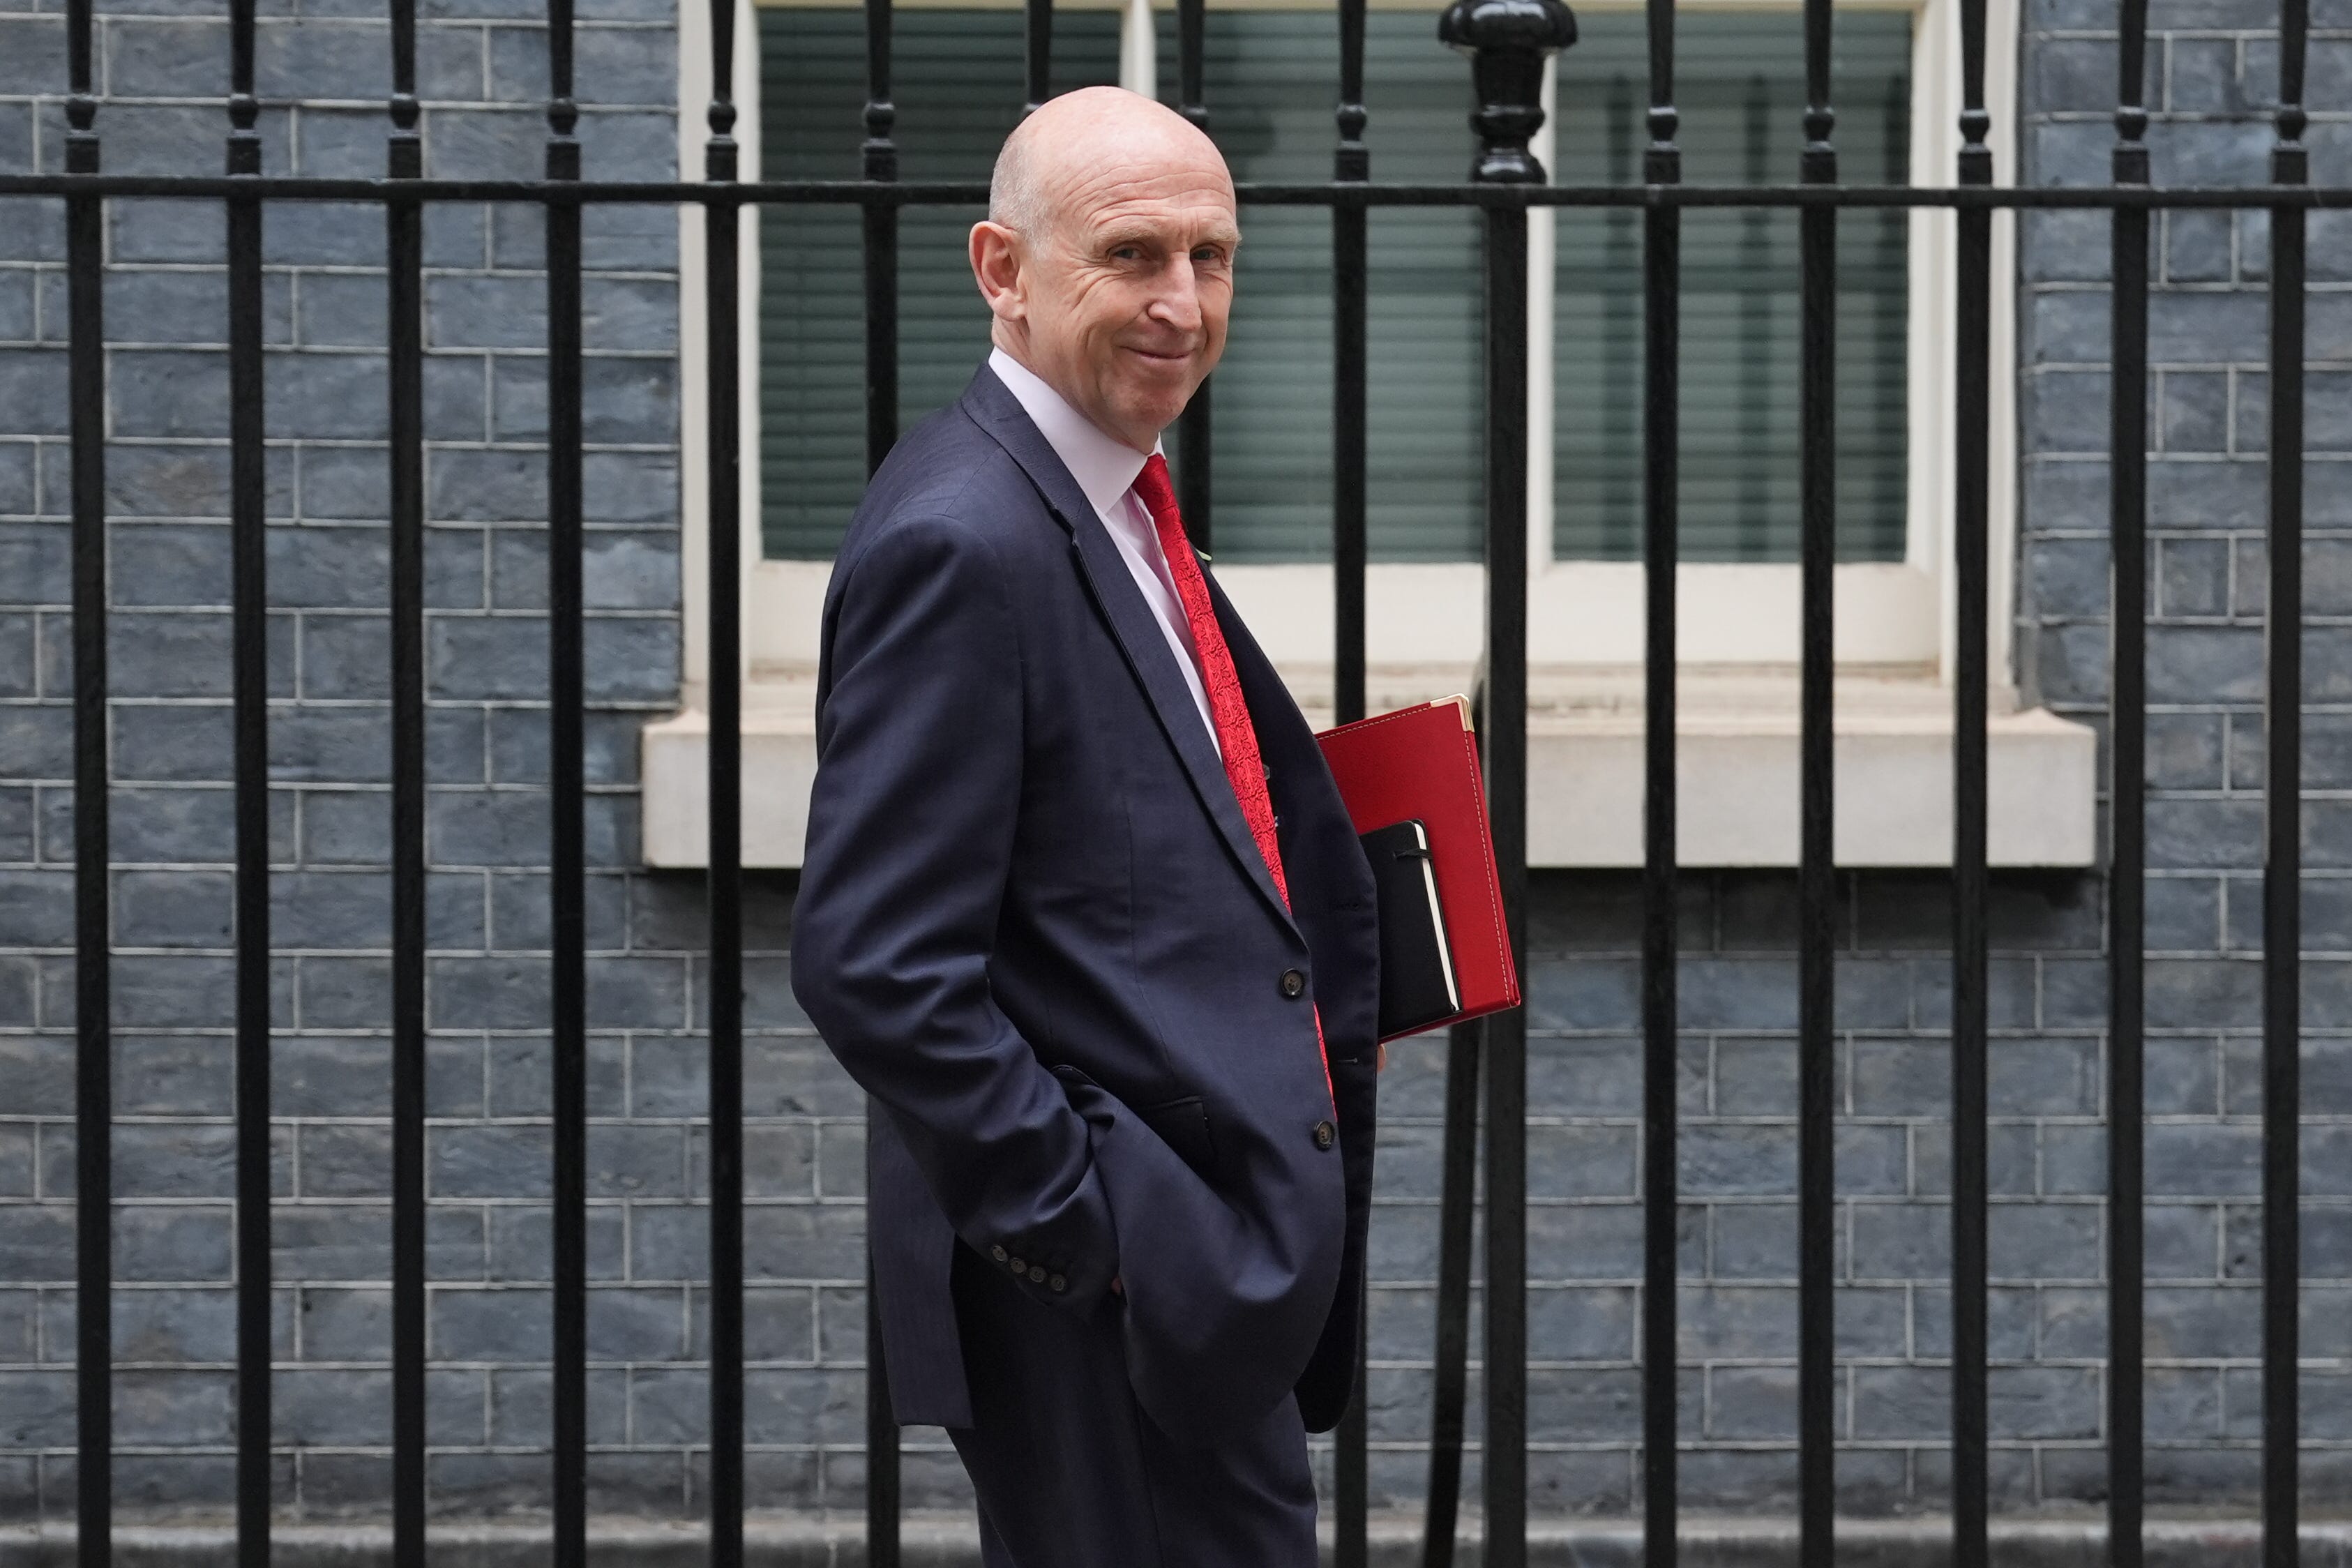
[756,5,1910,567]
[757,7,1122,559]
[1154,8,1484,564]
[1553,10,1911,562]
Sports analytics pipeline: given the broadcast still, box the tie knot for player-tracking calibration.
[1133,452,1180,527]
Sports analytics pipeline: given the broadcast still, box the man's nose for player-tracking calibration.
[1147,256,1205,335]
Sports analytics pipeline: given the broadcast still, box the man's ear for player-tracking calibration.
[970,220,1025,327]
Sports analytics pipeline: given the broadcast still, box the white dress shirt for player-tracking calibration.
[988,347,1221,754]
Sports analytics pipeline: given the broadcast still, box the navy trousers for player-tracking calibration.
[946,1242,1320,1567]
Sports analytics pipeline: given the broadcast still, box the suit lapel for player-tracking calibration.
[960,366,1295,931]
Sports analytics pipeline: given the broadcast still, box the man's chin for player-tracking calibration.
[1116,402,1189,445]
[1110,382,1201,435]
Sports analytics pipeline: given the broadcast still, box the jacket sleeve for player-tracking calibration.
[790,511,1117,1318]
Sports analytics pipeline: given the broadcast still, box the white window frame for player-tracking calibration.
[679,0,2019,697]
[651,0,2096,870]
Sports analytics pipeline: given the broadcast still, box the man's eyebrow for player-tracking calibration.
[1096,226,1175,250]
[1094,225,1240,252]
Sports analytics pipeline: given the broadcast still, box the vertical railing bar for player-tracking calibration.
[1420,1017,1480,1568]
[1333,0,1367,732]
[1175,0,1205,129]
[1640,0,1680,1551]
[1336,1284,1369,1568]
[2106,0,2150,1556]
[1951,0,1995,1551]
[385,0,428,1555]
[1795,0,1838,1557]
[1174,0,1212,548]
[225,0,271,1553]
[1600,80,1636,561]
[1434,13,1573,1555]
[1023,0,1052,113]
[705,0,746,1554]
[2264,0,2309,1557]
[63,0,110,1555]
[1479,195,1532,1568]
[859,0,903,1556]
[1332,3,1371,1558]
[1735,82,1769,562]
[545,0,588,1554]
[861,0,896,408]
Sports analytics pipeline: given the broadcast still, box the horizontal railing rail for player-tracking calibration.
[8,173,2352,206]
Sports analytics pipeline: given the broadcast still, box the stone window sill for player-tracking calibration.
[639,666,2097,870]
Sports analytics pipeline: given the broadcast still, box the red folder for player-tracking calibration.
[1316,697,1522,1039]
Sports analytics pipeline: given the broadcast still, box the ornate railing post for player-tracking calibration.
[1438,0,1575,183]
[1435,4,1571,1567]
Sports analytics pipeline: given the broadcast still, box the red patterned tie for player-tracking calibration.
[1133,454,1290,905]
[1133,455,1333,1103]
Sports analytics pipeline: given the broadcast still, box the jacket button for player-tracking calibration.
[1007,1256,1026,1274]
[990,1246,1007,1263]
[1313,1120,1336,1151]
[1280,969,1306,999]
[1049,1274,1067,1292]
[1027,1265,1047,1283]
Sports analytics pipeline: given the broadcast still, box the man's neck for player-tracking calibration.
[988,347,1163,520]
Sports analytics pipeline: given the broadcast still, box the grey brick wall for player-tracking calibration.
[1368,872,2120,1516]
[2010,0,2352,1518]
[0,0,2340,1534]
[0,0,709,1524]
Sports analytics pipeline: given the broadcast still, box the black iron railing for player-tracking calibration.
[1,0,2331,1558]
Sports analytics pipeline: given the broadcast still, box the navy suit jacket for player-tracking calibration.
[790,365,1380,1445]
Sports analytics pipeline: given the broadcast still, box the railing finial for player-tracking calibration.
[707,0,739,178]
[2277,0,2309,180]
[548,0,576,142]
[1335,0,1368,181]
[65,0,96,144]
[1957,0,1991,186]
[864,0,897,181]
[391,0,419,139]
[1437,0,1576,185]
[2113,0,2147,176]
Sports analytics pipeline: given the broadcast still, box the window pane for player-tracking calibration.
[1157,8,1484,564]
[757,8,1121,560]
[757,6,1910,568]
[1552,10,1911,563]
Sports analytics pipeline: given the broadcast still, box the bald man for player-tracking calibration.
[790,88,1380,1565]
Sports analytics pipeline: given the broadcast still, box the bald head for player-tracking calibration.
[970,86,1239,452]
[990,87,1227,242]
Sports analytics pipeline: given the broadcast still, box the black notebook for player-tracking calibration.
[1362,819,1461,1038]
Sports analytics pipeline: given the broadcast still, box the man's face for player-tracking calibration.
[998,150,1239,452]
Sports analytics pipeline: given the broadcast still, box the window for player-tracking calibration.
[649,0,2088,871]
[1551,10,1911,564]
[755,3,1917,572]
[1147,6,1487,564]
[732,0,1994,677]
[757,7,1124,560]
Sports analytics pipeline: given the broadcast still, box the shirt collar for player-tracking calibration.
[988,347,1162,520]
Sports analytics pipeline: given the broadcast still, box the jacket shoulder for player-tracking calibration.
[841,402,1056,566]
